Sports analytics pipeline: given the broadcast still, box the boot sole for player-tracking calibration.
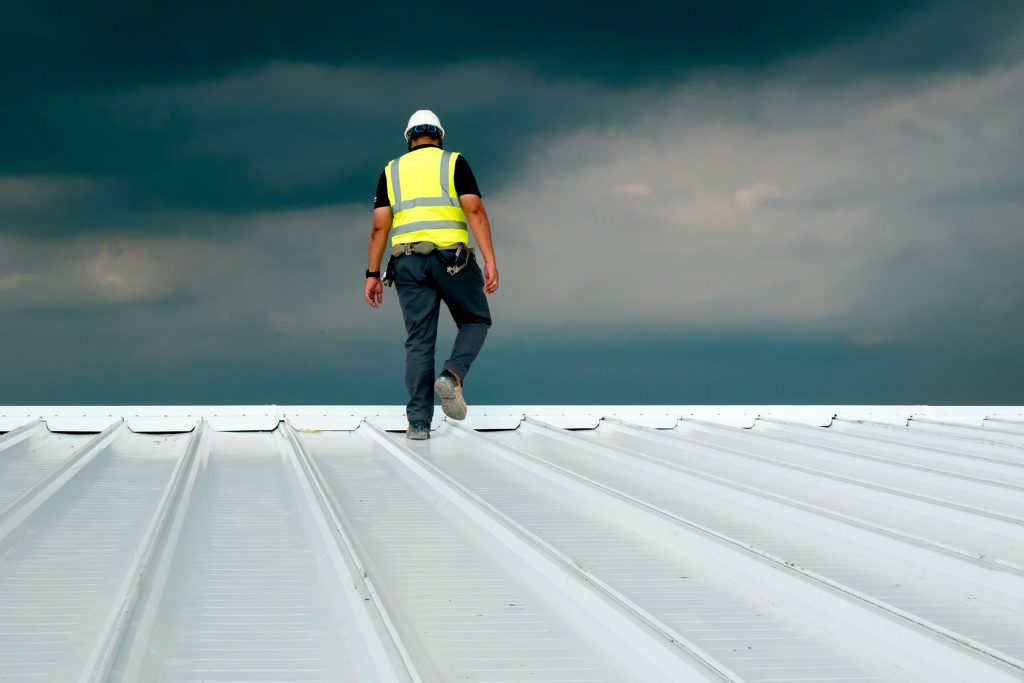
[434,377,468,420]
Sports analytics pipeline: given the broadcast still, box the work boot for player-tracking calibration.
[434,371,467,421]
[406,420,430,440]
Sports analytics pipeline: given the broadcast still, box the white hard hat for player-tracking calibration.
[404,109,445,141]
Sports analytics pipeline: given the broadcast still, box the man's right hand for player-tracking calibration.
[365,277,383,308]
[483,261,499,294]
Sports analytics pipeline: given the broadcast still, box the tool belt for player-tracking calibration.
[390,241,471,258]
[382,242,473,287]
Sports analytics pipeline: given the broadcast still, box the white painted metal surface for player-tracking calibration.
[0,405,1022,682]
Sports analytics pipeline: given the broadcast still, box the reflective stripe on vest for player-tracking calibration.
[385,148,469,247]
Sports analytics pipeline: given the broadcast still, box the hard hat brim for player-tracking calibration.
[404,126,446,141]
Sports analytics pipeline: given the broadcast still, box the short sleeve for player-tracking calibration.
[373,171,389,208]
[453,155,481,198]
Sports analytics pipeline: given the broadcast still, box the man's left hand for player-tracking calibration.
[483,261,499,294]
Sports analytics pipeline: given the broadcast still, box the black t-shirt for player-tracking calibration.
[373,145,481,209]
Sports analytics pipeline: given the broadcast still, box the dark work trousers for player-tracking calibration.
[394,250,492,423]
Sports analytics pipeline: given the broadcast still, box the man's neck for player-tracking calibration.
[409,138,441,150]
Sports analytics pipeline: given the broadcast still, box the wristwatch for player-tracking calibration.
[365,269,381,279]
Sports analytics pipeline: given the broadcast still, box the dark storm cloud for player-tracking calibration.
[2,56,676,236]
[2,0,1021,233]
[3,0,947,91]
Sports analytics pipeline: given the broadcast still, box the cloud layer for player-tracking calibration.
[1,1,1022,404]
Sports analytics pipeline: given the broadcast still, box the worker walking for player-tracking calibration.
[364,110,499,440]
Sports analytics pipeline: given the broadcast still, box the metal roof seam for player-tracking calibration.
[445,420,745,682]
[753,417,1024,481]
[831,419,1024,466]
[579,419,1024,582]
[503,419,1024,679]
[509,419,1024,680]
[360,419,729,682]
[848,418,1024,454]
[112,421,210,681]
[757,418,1024,488]
[0,419,125,542]
[593,419,1013,562]
[277,422,421,683]
[85,420,204,683]
[0,418,45,451]
[909,420,1024,448]
[985,418,1024,433]
[630,418,1024,528]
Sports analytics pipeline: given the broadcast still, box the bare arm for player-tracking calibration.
[459,194,499,294]
[364,206,392,308]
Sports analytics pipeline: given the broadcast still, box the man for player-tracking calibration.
[364,110,499,440]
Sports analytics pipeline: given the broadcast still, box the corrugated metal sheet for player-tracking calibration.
[0,405,1022,682]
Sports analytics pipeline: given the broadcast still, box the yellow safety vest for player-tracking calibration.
[384,146,469,247]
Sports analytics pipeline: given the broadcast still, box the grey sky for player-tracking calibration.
[1,1,1022,405]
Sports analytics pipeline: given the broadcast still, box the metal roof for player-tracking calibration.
[1,405,1022,682]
